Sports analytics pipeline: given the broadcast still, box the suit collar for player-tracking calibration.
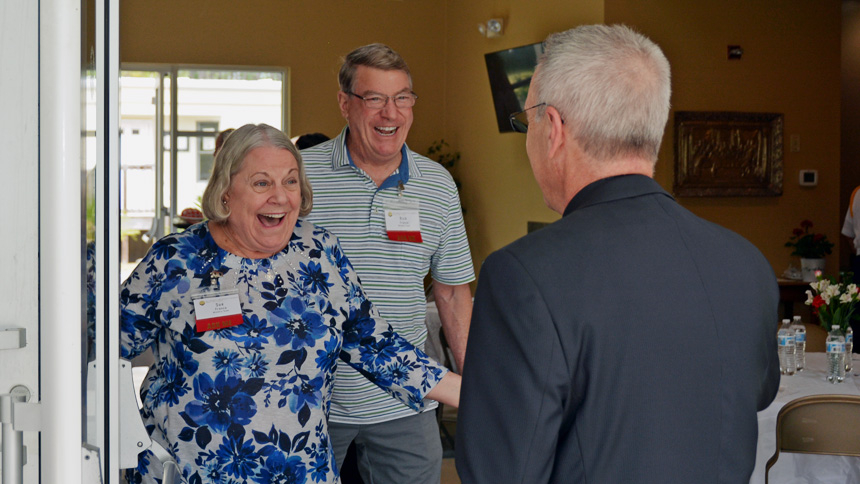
[563,174,673,217]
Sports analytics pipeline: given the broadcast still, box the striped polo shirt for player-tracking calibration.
[301,126,475,424]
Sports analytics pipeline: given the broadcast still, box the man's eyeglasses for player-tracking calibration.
[509,102,547,133]
[346,91,418,109]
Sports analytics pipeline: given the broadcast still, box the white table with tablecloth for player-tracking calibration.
[750,352,860,483]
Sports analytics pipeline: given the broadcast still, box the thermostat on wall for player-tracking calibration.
[799,169,818,187]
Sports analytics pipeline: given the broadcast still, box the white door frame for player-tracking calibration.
[39,0,84,477]
[1,0,123,482]
[0,0,41,478]
[95,0,123,479]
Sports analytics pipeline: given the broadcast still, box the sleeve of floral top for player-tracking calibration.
[119,235,188,360]
[330,239,448,412]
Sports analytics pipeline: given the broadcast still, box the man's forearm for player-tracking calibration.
[433,281,472,372]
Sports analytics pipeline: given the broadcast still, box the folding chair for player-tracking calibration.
[765,394,860,483]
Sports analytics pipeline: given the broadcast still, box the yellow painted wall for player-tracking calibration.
[842,1,860,268]
[442,1,604,271]
[122,0,842,279]
[605,0,841,275]
[445,0,841,275]
[120,0,448,158]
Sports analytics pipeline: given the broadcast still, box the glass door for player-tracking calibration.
[118,67,286,278]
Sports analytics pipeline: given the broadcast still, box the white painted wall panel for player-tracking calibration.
[0,0,41,481]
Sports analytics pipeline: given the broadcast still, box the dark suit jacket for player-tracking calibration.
[456,175,780,484]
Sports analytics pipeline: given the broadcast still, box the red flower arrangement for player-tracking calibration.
[785,220,834,259]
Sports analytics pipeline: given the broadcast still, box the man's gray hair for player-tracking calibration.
[201,123,312,223]
[338,43,412,93]
[535,24,671,163]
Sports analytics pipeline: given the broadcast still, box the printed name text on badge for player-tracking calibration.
[193,291,243,332]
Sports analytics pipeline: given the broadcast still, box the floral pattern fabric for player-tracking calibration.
[121,221,446,484]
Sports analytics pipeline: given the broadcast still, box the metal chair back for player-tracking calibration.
[765,394,860,483]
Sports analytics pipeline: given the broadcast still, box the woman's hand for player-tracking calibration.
[427,371,461,408]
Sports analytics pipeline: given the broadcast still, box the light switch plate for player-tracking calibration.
[799,169,818,187]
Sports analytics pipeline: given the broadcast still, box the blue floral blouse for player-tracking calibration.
[121,221,446,484]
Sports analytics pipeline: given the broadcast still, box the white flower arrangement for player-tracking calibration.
[805,271,860,331]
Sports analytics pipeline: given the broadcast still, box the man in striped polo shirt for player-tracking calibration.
[301,43,475,484]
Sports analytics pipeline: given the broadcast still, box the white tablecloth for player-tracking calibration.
[750,352,860,483]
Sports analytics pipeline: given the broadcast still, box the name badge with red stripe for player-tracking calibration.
[385,206,422,243]
[192,290,243,332]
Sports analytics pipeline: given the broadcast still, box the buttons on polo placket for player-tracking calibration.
[370,193,387,236]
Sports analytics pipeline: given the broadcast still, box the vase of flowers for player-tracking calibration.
[800,258,826,282]
[785,220,834,282]
[805,273,860,333]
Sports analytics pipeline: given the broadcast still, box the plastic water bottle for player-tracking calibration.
[777,319,796,375]
[846,326,854,373]
[826,325,846,383]
[791,315,806,372]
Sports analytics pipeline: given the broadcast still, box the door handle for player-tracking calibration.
[1,388,40,484]
[1,394,26,484]
[117,359,179,482]
[0,328,25,351]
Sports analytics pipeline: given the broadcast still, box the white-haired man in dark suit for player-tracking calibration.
[456,24,780,484]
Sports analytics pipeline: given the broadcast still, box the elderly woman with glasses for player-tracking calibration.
[120,123,459,484]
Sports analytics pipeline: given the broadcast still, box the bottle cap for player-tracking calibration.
[833,325,839,330]
[782,319,790,324]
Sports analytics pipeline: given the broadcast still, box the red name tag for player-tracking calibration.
[193,291,243,333]
[197,313,243,332]
[387,231,423,243]
[384,207,422,243]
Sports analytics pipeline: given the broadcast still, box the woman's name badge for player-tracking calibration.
[192,290,243,332]
[384,207,422,243]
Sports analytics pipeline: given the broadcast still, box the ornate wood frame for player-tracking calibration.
[673,111,783,197]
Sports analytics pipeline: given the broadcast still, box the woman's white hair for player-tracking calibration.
[201,123,312,223]
[535,24,671,163]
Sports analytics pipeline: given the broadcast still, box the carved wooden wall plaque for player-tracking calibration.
[674,111,783,197]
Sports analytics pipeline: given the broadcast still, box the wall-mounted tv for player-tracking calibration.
[485,41,545,133]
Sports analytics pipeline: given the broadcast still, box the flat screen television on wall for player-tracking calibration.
[485,41,545,133]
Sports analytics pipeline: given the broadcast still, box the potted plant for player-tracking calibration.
[427,140,461,185]
[426,139,464,212]
[785,220,834,282]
